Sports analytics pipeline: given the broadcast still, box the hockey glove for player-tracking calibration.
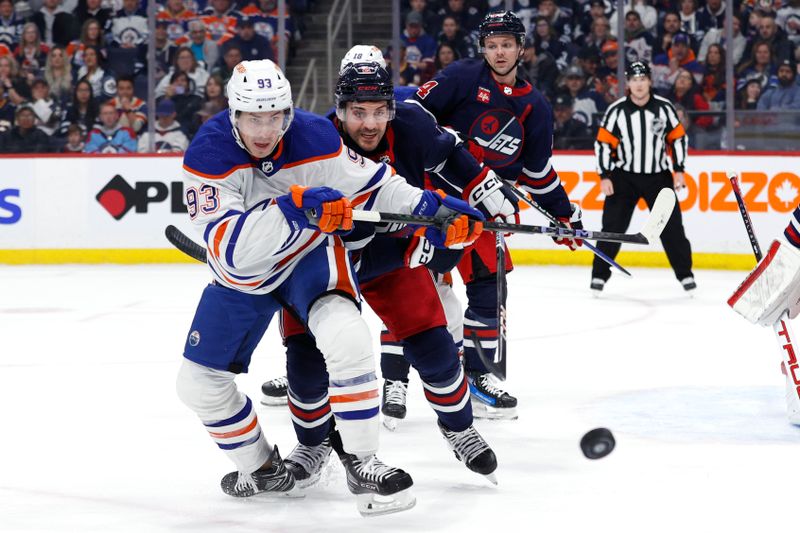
[404,235,465,273]
[729,239,800,326]
[412,189,484,249]
[277,184,353,234]
[464,169,520,224]
[550,202,584,251]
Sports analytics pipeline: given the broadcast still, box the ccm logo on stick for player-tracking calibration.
[0,189,21,224]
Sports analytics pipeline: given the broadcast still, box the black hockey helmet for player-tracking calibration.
[335,61,395,121]
[625,61,651,79]
[479,11,526,49]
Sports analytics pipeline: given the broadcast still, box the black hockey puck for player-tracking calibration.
[580,428,615,459]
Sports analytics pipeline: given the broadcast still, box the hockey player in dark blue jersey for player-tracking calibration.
[270,61,519,488]
[410,11,584,419]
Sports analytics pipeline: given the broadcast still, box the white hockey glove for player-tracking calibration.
[728,239,800,326]
[404,235,464,273]
[551,202,584,251]
[465,170,520,224]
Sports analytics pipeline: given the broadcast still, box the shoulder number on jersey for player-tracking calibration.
[416,81,438,100]
[186,184,220,219]
[346,146,366,167]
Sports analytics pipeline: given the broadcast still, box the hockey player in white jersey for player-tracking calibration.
[175,59,485,516]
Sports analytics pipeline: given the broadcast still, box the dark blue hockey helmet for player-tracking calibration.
[335,61,395,120]
[479,11,526,49]
[625,61,651,79]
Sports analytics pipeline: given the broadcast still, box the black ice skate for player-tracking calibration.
[590,277,606,297]
[437,420,498,484]
[381,379,408,431]
[220,446,303,498]
[339,453,415,517]
[681,276,697,294]
[260,375,288,406]
[284,437,333,489]
[467,371,518,420]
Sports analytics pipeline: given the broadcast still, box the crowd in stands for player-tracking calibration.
[3,0,800,153]
[394,0,800,149]
[0,0,310,152]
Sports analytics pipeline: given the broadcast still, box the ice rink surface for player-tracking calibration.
[2,263,799,533]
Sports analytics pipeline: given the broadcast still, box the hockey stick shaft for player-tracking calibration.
[507,186,632,277]
[352,211,650,244]
[472,234,508,380]
[729,174,800,415]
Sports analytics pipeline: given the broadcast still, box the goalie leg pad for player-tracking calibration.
[729,239,800,326]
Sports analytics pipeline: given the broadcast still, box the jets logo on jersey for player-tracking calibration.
[468,109,523,167]
[477,87,491,103]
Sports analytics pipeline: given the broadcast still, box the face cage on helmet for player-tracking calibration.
[230,107,294,155]
[335,98,396,123]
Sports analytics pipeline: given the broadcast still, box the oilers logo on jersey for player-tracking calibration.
[468,108,523,167]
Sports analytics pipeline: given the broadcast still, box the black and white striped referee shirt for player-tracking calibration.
[594,94,688,177]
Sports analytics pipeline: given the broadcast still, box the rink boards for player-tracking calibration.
[1,151,798,268]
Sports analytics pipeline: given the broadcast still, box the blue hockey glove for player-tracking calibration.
[276,185,353,233]
[412,189,484,249]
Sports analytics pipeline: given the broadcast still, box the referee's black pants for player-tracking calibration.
[591,170,693,282]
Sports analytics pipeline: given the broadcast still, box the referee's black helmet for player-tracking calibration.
[479,11,526,48]
[625,61,651,79]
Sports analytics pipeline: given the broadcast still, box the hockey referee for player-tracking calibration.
[591,60,695,294]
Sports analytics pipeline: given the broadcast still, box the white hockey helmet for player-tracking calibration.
[227,59,294,152]
[339,45,386,74]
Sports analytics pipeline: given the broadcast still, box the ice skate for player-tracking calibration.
[381,379,408,431]
[590,278,605,297]
[340,453,415,517]
[220,446,303,498]
[284,437,333,489]
[260,376,288,406]
[467,371,518,420]
[681,276,697,296]
[438,420,498,484]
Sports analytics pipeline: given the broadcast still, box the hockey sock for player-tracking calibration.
[784,207,800,250]
[176,358,271,474]
[404,327,472,432]
[463,277,499,375]
[380,327,412,381]
[309,295,380,457]
[286,333,333,446]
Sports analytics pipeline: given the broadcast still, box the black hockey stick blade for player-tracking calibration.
[471,332,506,381]
[165,225,207,263]
[494,232,508,380]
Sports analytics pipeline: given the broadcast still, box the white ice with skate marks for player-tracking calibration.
[1,264,798,532]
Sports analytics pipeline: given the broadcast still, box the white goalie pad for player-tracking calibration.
[728,239,800,326]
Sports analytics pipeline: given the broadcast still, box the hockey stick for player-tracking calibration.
[352,187,675,245]
[471,231,509,381]
[729,173,800,424]
[507,186,632,277]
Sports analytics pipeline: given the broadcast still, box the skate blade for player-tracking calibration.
[260,395,288,406]
[470,399,518,421]
[382,416,401,431]
[356,488,416,517]
[484,472,498,485]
